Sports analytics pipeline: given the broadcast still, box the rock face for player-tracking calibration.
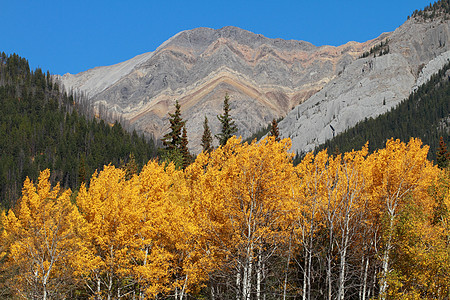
[57,26,385,153]
[279,17,450,154]
[57,17,450,154]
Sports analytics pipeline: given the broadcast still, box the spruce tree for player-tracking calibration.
[201,116,214,153]
[436,136,449,169]
[162,100,185,151]
[269,118,281,142]
[216,93,238,147]
[123,153,139,179]
[180,125,191,169]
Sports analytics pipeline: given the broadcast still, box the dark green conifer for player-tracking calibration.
[216,93,238,147]
[269,118,281,142]
[162,100,185,151]
[201,116,214,153]
[180,126,191,169]
[123,153,139,179]
[436,136,449,169]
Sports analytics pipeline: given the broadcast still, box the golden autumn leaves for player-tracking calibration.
[1,137,448,299]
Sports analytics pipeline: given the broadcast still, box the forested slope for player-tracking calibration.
[318,61,450,161]
[0,53,157,208]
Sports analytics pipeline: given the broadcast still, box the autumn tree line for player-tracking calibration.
[1,135,449,300]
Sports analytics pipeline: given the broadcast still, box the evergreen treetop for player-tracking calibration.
[180,125,192,169]
[437,136,449,169]
[269,118,281,142]
[201,116,214,153]
[162,100,185,151]
[216,93,238,147]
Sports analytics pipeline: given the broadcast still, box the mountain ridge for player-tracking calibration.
[57,16,449,153]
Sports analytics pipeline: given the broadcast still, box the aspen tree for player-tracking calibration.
[1,169,89,299]
[370,138,435,299]
[190,137,295,300]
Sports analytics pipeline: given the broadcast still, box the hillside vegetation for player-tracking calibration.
[1,137,449,299]
[318,61,450,162]
[0,53,157,208]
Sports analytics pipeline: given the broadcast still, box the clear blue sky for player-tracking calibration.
[1,0,432,75]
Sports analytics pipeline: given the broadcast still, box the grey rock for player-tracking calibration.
[57,18,450,154]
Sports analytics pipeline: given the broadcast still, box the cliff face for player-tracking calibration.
[279,17,450,153]
[58,16,450,154]
[57,26,384,152]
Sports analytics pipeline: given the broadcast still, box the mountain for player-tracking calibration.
[279,15,450,153]
[57,27,386,153]
[316,60,450,162]
[57,9,450,154]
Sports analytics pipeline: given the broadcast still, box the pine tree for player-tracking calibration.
[216,93,238,147]
[123,153,139,179]
[436,136,449,169]
[201,116,214,153]
[180,125,191,169]
[269,118,281,142]
[162,100,185,152]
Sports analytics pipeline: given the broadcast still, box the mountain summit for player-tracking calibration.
[58,16,450,153]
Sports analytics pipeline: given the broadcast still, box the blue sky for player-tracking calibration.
[1,0,432,75]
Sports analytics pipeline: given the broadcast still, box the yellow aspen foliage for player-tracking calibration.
[188,136,296,298]
[387,165,450,299]
[0,169,88,300]
[135,160,205,298]
[368,138,438,299]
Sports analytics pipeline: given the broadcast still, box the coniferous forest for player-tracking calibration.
[317,61,450,162]
[0,53,157,208]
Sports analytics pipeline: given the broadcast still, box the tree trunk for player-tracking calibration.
[257,247,262,300]
[283,237,292,300]
[362,257,369,300]
[302,247,307,300]
[379,215,394,300]
[236,265,241,300]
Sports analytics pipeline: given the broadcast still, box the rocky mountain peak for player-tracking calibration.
[57,15,450,154]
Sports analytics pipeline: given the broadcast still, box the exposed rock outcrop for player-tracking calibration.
[57,26,384,153]
[57,16,450,154]
[279,17,450,154]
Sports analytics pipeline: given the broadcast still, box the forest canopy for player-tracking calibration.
[1,136,448,299]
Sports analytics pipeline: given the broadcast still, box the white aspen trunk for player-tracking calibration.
[246,253,253,300]
[327,255,332,300]
[107,272,113,300]
[140,247,149,300]
[262,260,266,300]
[242,261,248,300]
[236,267,241,300]
[97,277,101,300]
[337,240,348,300]
[283,237,292,300]
[358,256,364,300]
[362,257,369,300]
[337,220,350,300]
[302,248,307,300]
[242,247,253,300]
[326,228,333,300]
[379,215,394,300]
[257,247,262,300]
[180,274,188,300]
[307,241,312,300]
[43,285,47,300]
